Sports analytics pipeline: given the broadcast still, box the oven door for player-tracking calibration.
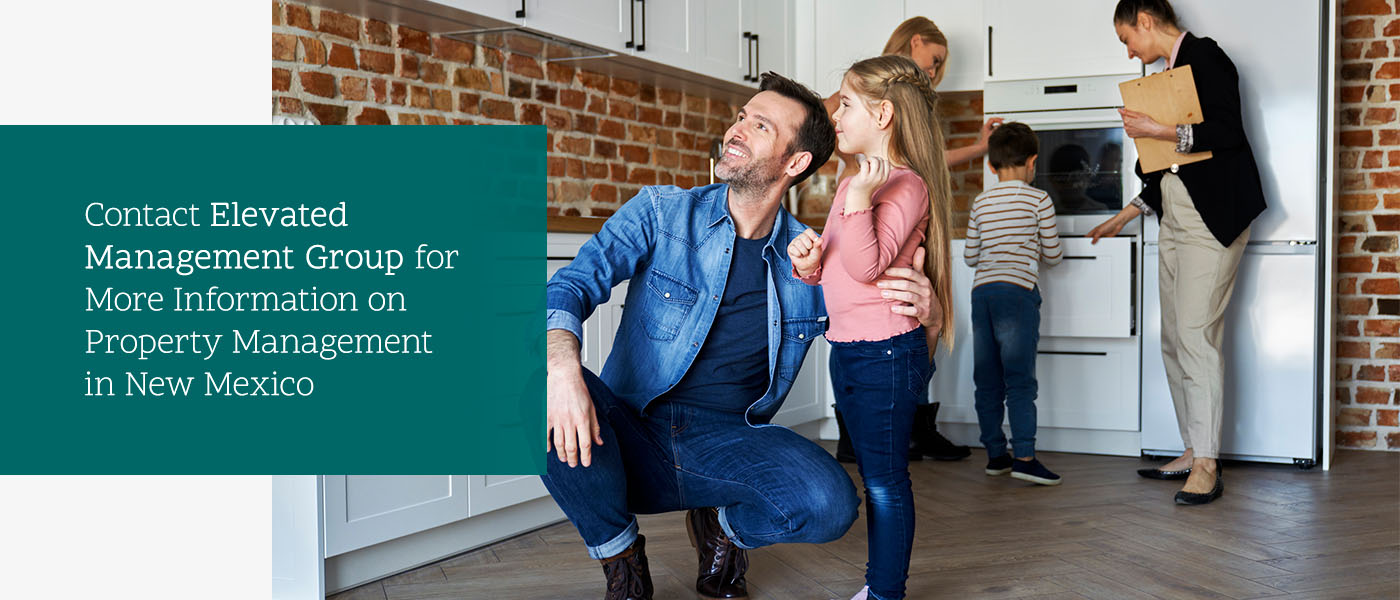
[983,108,1143,236]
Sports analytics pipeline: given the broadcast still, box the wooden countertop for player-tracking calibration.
[549,216,970,242]
[547,215,967,239]
[547,215,610,234]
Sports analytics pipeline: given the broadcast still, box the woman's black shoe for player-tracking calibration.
[1137,467,1191,480]
[1174,471,1223,505]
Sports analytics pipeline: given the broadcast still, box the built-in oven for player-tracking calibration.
[983,75,1144,237]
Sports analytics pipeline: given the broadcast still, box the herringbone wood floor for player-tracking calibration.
[330,449,1400,600]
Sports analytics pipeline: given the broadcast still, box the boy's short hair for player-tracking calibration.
[987,122,1039,170]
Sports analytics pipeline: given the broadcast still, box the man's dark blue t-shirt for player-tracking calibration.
[659,235,770,412]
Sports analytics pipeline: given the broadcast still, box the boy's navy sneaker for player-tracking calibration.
[1011,458,1062,486]
[985,454,1013,476]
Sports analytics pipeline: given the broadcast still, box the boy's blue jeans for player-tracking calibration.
[971,283,1042,459]
[829,327,931,600]
[541,369,860,560]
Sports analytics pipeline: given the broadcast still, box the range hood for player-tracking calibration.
[443,26,615,62]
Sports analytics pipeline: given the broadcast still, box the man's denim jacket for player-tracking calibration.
[546,183,828,425]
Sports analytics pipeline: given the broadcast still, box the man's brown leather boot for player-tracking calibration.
[685,507,749,599]
[599,534,654,600]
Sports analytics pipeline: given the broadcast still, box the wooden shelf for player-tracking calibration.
[547,215,609,233]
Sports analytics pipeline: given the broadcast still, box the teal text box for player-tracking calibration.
[0,126,545,474]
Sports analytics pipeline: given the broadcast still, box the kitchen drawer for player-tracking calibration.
[1035,337,1139,431]
[1039,237,1133,338]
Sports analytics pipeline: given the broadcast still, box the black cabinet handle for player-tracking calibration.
[753,33,760,78]
[516,0,525,18]
[626,0,647,51]
[1036,350,1108,356]
[637,0,647,51]
[987,26,993,77]
[742,32,754,81]
[1063,255,1097,260]
[626,0,635,48]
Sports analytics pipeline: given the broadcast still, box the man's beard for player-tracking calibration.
[715,145,784,195]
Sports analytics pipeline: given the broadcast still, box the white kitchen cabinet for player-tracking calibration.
[321,472,557,558]
[524,0,630,54]
[984,0,1140,82]
[812,0,906,96]
[693,0,747,82]
[773,337,829,427]
[467,474,550,516]
[591,281,628,371]
[930,239,1141,455]
[322,475,472,557]
[1033,337,1140,431]
[639,0,697,73]
[744,0,793,84]
[530,0,699,72]
[903,0,984,92]
[692,1,794,86]
[548,258,623,374]
[929,240,977,421]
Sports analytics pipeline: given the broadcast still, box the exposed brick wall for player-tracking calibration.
[1336,0,1400,451]
[272,1,731,218]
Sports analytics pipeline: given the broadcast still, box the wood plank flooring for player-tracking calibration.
[330,449,1400,600]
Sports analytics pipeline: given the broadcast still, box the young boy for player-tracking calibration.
[964,122,1063,486]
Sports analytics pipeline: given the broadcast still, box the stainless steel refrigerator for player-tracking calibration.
[1139,0,1333,467]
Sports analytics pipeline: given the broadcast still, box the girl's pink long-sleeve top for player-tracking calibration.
[796,167,930,343]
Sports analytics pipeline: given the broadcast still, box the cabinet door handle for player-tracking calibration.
[636,0,646,51]
[987,26,993,77]
[753,33,760,78]
[1063,255,1097,260]
[515,0,525,18]
[626,0,636,48]
[743,32,754,81]
[1036,350,1108,356]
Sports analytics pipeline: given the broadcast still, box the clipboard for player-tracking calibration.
[1119,65,1212,173]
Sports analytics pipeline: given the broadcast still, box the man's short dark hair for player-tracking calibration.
[987,122,1039,170]
[758,71,835,186]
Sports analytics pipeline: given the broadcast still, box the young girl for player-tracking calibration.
[788,55,955,600]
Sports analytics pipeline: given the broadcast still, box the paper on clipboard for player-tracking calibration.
[1118,65,1212,173]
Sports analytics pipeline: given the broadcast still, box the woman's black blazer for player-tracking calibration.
[1135,33,1266,247]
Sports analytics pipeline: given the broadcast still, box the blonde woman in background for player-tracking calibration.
[826,16,997,465]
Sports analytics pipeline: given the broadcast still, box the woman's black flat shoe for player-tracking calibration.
[1138,467,1191,480]
[1174,471,1223,505]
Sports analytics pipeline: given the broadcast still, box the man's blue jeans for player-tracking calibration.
[829,327,931,600]
[971,282,1042,459]
[541,369,860,560]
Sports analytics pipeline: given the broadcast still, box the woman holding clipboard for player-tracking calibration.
[1088,0,1265,506]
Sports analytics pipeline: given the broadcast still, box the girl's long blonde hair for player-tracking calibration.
[845,55,955,349]
[882,16,949,88]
